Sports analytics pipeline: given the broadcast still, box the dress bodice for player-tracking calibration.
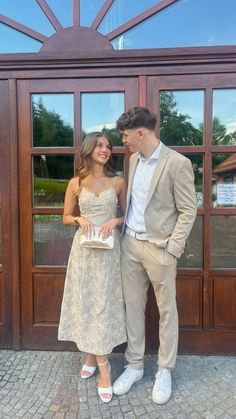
[78,188,118,226]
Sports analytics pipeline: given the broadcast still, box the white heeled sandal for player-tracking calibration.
[80,364,97,379]
[97,360,113,403]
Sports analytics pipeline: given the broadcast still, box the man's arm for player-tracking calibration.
[167,158,197,258]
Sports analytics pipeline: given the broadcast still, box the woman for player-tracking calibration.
[58,132,127,403]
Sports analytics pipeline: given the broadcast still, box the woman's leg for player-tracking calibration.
[84,353,96,366]
[80,353,97,378]
[95,355,110,387]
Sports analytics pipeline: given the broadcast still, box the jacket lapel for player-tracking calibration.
[126,153,139,204]
[145,145,170,208]
[123,153,139,228]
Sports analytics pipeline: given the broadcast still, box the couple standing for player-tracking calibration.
[58,107,197,404]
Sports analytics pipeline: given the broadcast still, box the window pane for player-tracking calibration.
[212,154,236,208]
[113,155,124,177]
[80,0,105,27]
[0,0,54,37]
[184,154,203,208]
[178,216,203,269]
[46,0,72,28]
[81,93,124,146]
[99,0,162,35]
[32,94,74,147]
[212,90,236,146]
[211,216,236,268]
[112,0,236,49]
[33,215,74,266]
[160,91,203,146]
[33,156,74,207]
[0,23,42,53]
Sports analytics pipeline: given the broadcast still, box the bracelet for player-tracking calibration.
[74,217,80,225]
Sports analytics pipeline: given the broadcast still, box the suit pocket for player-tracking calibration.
[163,248,177,265]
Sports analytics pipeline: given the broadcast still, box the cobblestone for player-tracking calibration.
[0,351,235,418]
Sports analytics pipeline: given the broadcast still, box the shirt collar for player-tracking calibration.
[138,141,162,162]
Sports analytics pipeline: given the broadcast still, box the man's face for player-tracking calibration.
[121,128,141,153]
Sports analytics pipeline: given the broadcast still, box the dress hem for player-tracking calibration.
[57,336,127,355]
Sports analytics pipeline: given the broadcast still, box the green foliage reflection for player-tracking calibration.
[32,97,73,147]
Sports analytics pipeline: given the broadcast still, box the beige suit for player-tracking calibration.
[121,144,197,370]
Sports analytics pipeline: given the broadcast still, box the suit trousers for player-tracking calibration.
[121,233,178,370]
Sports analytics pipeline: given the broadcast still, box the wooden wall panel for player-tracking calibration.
[177,276,203,328]
[213,277,236,328]
[145,275,203,353]
[33,273,65,324]
[0,271,2,323]
[0,80,13,348]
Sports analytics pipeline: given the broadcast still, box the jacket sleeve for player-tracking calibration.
[167,158,197,258]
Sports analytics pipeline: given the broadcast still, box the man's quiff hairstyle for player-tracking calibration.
[116,107,157,131]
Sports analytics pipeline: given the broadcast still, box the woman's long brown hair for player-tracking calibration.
[76,132,116,188]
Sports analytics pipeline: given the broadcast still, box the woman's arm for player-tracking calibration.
[63,177,94,235]
[115,176,127,226]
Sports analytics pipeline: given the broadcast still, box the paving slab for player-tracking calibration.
[0,350,235,418]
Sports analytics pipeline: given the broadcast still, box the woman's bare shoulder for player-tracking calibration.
[67,177,80,190]
[115,175,126,191]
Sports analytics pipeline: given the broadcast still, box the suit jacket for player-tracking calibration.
[124,144,197,258]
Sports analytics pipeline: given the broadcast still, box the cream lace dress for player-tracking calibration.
[58,187,127,355]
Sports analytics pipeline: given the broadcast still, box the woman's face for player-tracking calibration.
[91,136,112,165]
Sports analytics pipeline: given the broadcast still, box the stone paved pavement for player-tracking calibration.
[0,350,235,418]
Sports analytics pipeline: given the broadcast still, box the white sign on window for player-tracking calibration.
[217,183,236,205]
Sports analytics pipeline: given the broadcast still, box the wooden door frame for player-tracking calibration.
[1,46,236,351]
[146,74,236,354]
[0,80,21,348]
[17,77,138,349]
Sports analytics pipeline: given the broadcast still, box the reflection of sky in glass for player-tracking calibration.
[32,94,74,127]
[46,0,72,28]
[213,90,236,134]
[80,0,105,27]
[99,0,162,34]
[81,93,124,132]
[0,23,42,53]
[168,90,204,128]
[113,0,236,49]
[0,0,54,36]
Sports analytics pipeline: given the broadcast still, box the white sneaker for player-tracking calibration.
[152,368,172,404]
[113,365,143,395]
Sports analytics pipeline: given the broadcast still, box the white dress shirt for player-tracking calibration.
[126,141,163,232]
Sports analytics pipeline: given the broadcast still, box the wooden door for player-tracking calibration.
[17,77,138,349]
[146,74,236,354]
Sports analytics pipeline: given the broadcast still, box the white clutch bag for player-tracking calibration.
[79,226,114,249]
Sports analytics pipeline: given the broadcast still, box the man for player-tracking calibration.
[113,107,197,404]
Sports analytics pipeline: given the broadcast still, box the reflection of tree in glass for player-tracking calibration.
[32,99,74,205]
[212,117,236,146]
[160,91,202,146]
[34,156,74,206]
[32,98,73,147]
[82,127,122,146]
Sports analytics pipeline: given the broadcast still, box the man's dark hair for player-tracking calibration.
[116,107,157,131]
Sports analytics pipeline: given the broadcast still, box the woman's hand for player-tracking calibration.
[99,218,117,239]
[76,216,94,236]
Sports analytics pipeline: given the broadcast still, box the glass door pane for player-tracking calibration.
[81,92,124,146]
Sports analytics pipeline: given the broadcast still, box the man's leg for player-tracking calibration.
[142,242,178,404]
[113,235,149,396]
[143,243,178,370]
[121,234,150,370]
